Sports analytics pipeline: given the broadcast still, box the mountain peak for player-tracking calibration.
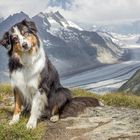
[0,12,30,36]
[33,11,83,30]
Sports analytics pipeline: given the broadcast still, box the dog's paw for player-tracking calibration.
[26,118,37,129]
[9,114,20,125]
[9,119,18,125]
[50,115,59,123]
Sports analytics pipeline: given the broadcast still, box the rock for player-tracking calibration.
[44,106,140,140]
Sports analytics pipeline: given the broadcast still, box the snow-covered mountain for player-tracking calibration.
[0,11,126,82]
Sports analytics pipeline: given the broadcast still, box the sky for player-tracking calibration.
[0,0,140,24]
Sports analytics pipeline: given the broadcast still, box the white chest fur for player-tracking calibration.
[11,47,46,103]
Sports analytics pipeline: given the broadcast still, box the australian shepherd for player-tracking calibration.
[0,19,100,129]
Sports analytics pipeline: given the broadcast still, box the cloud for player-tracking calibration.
[0,0,140,24]
[47,0,140,24]
[0,0,48,18]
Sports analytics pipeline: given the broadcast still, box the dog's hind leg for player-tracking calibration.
[26,90,47,129]
[50,105,59,123]
[9,87,22,125]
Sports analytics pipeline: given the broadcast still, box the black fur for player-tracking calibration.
[38,55,72,118]
[8,55,23,73]
[0,32,10,49]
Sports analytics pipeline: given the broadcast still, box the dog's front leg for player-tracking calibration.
[9,87,22,125]
[26,90,47,129]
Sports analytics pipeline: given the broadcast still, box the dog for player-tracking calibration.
[0,19,100,129]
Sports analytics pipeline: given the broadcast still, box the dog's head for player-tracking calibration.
[0,19,40,56]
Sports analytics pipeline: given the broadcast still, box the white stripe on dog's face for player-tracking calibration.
[13,26,31,52]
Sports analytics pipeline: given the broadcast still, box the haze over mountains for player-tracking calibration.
[0,11,127,82]
[91,20,140,35]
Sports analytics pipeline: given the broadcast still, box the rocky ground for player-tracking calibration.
[0,90,140,140]
[44,106,140,140]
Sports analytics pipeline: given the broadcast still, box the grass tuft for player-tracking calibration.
[0,118,44,140]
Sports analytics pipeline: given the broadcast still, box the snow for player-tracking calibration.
[67,21,83,31]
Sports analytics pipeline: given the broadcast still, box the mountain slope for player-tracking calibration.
[32,11,125,75]
[119,69,140,95]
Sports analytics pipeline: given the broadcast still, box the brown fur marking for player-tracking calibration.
[27,34,38,54]
[13,88,22,115]
[12,43,22,56]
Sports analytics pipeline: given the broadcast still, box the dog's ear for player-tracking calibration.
[22,19,37,33]
[0,32,11,49]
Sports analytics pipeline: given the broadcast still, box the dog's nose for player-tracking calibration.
[22,42,28,49]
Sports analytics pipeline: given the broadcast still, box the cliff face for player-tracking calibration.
[119,69,140,95]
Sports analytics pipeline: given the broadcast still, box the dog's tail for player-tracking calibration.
[60,96,100,118]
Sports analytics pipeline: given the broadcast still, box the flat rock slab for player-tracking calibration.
[44,106,140,140]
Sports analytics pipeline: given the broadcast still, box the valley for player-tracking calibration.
[62,36,140,94]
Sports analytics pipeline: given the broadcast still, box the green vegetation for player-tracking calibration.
[0,84,11,100]
[0,119,45,140]
[0,85,140,140]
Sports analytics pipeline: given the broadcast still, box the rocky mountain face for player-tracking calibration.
[0,11,126,82]
[119,69,140,95]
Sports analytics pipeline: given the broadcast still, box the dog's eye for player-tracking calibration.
[23,32,30,37]
[11,35,18,43]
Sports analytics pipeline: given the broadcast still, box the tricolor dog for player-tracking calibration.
[0,19,100,129]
